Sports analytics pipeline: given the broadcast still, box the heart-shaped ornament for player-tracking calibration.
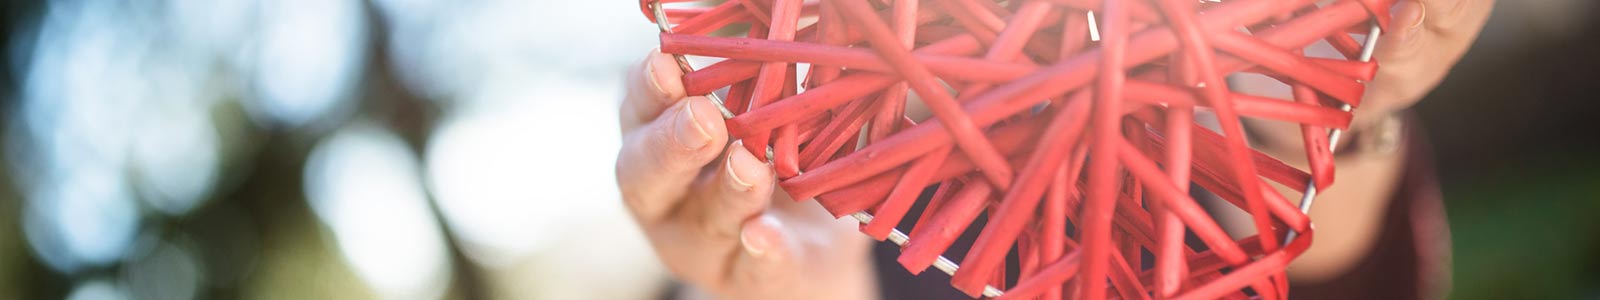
[641,0,1393,298]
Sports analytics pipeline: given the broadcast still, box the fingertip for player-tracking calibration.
[648,49,688,101]
[724,141,773,192]
[684,96,729,141]
[1388,0,1426,41]
[684,140,771,242]
[668,100,715,151]
[1374,1,1426,62]
[739,215,787,260]
[622,49,692,131]
[730,215,798,295]
[627,98,726,182]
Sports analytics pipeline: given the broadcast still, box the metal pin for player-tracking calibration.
[852,212,1005,298]
[1283,21,1382,247]
[1087,11,1102,42]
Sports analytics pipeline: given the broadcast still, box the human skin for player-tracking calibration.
[615,49,877,299]
[615,0,1493,296]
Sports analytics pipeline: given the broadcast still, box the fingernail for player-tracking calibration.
[675,102,712,149]
[740,221,769,258]
[646,49,668,97]
[726,141,755,191]
[1396,1,1425,42]
[1409,1,1427,29]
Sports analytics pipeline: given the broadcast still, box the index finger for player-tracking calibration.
[622,49,690,133]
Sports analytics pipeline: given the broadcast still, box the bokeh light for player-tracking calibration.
[304,123,452,299]
[20,164,140,273]
[9,0,232,276]
[425,75,624,265]
[375,0,657,101]
[64,279,127,300]
[121,237,205,300]
[246,0,366,128]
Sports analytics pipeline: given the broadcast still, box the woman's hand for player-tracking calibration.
[1358,0,1494,126]
[616,50,878,299]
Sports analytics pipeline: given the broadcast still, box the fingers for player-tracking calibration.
[688,141,777,239]
[617,97,729,223]
[731,214,800,295]
[622,49,690,133]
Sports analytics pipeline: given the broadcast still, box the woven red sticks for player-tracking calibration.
[641,0,1393,298]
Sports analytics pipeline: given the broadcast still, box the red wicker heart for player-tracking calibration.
[642,0,1393,298]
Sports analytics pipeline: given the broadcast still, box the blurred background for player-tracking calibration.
[0,0,1593,299]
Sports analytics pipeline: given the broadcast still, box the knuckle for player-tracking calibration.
[649,141,703,171]
[650,131,720,168]
[737,261,794,294]
[725,193,765,215]
[1378,40,1423,62]
[615,138,671,217]
[616,168,659,215]
[618,184,657,218]
[621,191,649,214]
[694,206,740,240]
